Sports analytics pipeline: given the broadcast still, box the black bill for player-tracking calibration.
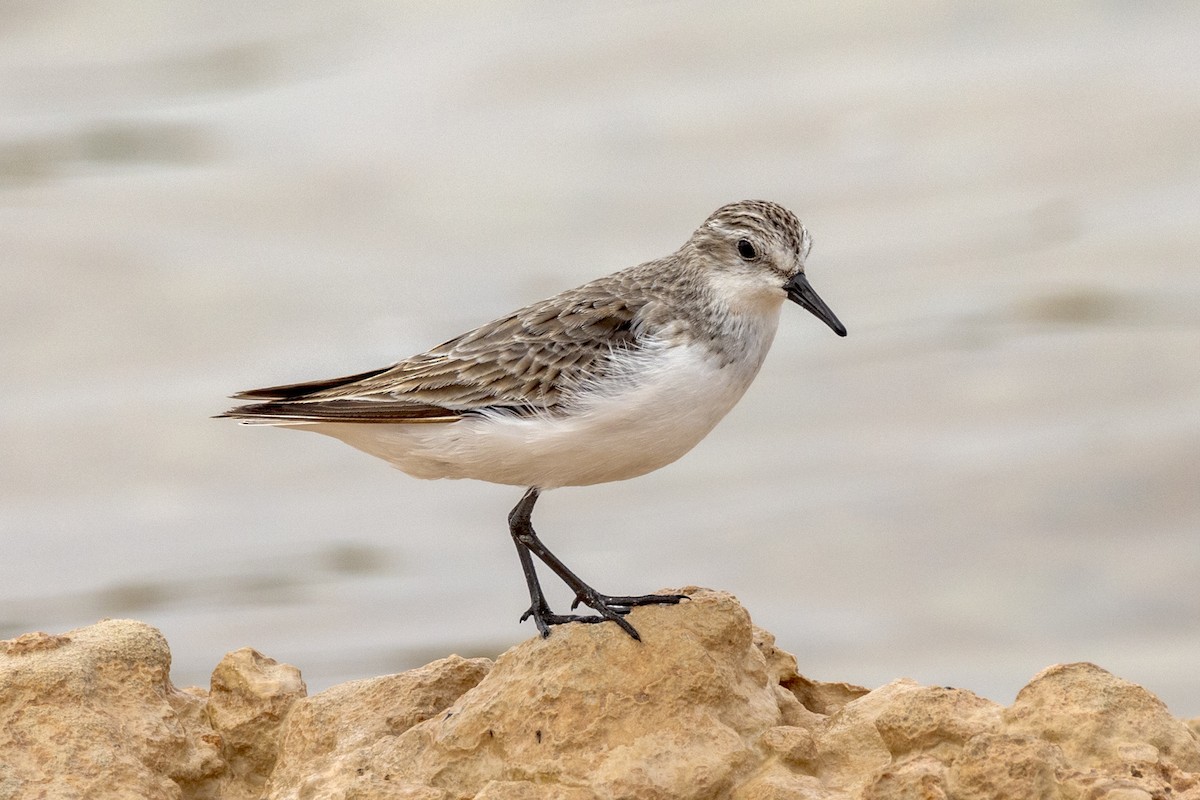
[784,273,847,337]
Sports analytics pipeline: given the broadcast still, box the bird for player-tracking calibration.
[221,200,847,640]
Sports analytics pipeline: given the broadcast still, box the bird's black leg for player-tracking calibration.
[507,487,687,640]
[509,488,611,637]
[510,521,555,638]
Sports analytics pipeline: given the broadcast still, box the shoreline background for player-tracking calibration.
[2,3,1198,713]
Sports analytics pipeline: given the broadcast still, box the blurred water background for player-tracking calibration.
[2,2,1198,714]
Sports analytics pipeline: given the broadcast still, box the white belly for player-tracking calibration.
[306,335,774,489]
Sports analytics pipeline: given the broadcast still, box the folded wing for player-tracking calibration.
[220,281,643,424]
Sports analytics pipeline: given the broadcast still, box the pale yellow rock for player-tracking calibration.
[0,619,224,799]
[730,765,828,799]
[811,681,999,795]
[265,655,492,799]
[785,673,871,718]
[943,733,1068,800]
[1095,789,1155,800]
[472,779,597,799]
[1057,757,1200,800]
[760,726,819,769]
[208,647,307,799]
[871,685,1002,763]
[288,588,784,800]
[5,599,1200,800]
[310,782,449,800]
[753,627,859,728]
[1004,662,1200,774]
[861,755,948,800]
[810,681,925,795]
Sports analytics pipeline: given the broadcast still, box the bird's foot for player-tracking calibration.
[573,592,696,609]
[565,590,690,641]
[570,591,690,612]
[519,603,617,639]
[520,591,686,641]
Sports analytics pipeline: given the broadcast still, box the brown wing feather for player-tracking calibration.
[222,275,647,424]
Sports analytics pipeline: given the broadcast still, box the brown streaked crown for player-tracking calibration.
[689,200,812,270]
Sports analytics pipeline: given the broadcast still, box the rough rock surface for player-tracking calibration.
[0,620,222,799]
[2,591,1197,800]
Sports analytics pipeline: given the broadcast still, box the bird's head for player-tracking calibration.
[689,200,846,336]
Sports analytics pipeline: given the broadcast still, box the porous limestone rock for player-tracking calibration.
[807,679,1002,797]
[264,589,792,800]
[2,593,1199,800]
[999,662,1200,799]
[209,647,307,799]
[265,654,493,797]
[943,733,1068,800]
[0,619,223,799]
[0,622,306,799]
[1004,662,1200,772]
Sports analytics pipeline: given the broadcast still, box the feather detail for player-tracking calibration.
[223,276,655,421]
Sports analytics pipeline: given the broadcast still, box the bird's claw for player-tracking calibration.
[569,591,690,612]
[520,604,624,639]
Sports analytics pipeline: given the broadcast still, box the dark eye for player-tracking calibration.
[736,239,758,260]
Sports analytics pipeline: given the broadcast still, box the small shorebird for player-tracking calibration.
[222,200,846,639]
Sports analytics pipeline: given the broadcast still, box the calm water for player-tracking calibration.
[2,2,1199,715]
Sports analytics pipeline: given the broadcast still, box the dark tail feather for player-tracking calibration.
[231,364,394,401]
[217,398,460,424]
